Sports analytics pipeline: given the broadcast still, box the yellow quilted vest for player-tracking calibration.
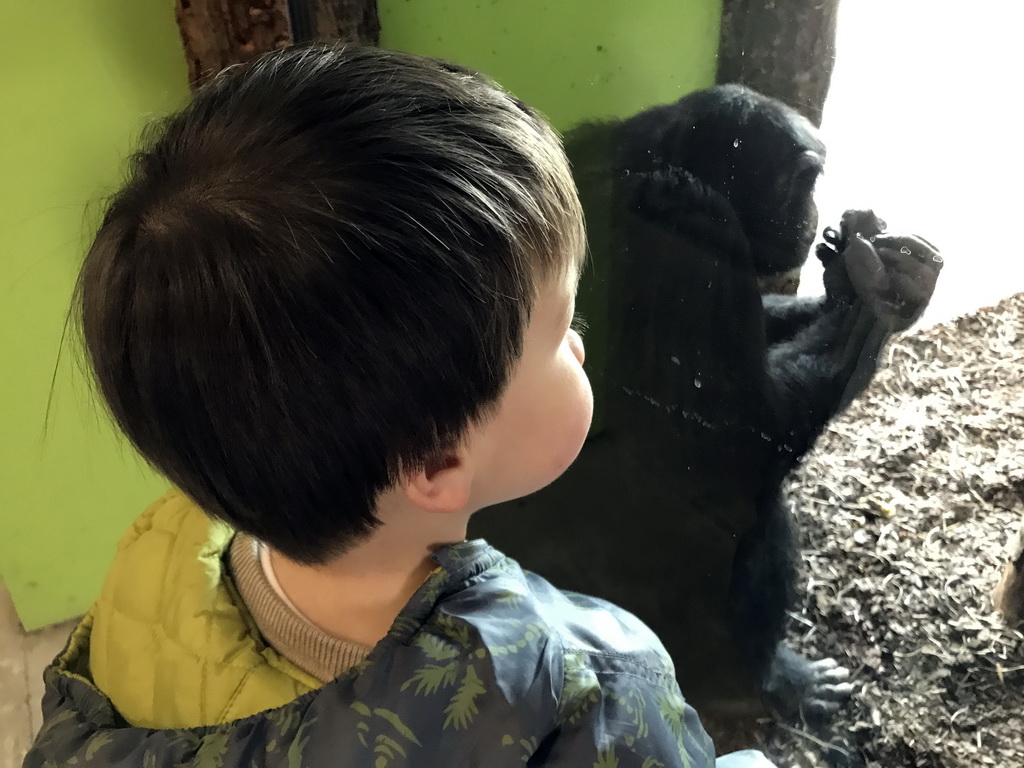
[89,490,321,728]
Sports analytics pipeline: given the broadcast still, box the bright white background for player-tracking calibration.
[805,0,1024,326]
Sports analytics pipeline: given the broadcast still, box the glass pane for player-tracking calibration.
[420,1,1024,764]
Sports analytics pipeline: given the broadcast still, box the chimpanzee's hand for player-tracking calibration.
[816,209,888,306]
[817,209,943,331]
[843,230,943,331]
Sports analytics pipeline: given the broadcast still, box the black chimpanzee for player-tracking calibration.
[470,84,942,721]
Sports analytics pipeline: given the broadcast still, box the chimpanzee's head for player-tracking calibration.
[629,84,827,294]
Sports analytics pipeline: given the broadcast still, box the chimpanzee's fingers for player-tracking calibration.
[840,209,886,240]
[843,234,889,300]
[803,685,857,716]
[816,240,839,265]
[800,659,856,718]
[873,233,943,266]
[873,238,943,326]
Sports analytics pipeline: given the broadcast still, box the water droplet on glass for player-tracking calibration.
[900,245,912,255]
[732,138,741,148]
[693,378,702,388]
[869,236,876,242]
[670,356,680,365]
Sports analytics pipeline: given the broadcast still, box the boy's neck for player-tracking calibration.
[267,489,471,648]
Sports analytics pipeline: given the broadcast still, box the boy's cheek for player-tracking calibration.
[557,373,594,471]
[567,329,586,365]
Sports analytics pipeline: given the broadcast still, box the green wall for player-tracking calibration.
[379,0,721,131]
[0,2,187,629]
[1,0,720,629]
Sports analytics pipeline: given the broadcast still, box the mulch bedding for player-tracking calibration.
[763,292,1024,767]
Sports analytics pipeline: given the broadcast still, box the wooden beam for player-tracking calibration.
[175,0,293,89]
[717,0,840,127]
[175,0,380,91]
[289,0,380,45]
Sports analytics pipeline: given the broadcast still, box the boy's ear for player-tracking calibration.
[402,452,473,514]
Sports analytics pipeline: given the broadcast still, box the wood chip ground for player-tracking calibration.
[762,292,1024,767]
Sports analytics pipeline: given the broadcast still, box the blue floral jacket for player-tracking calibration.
[25,537,774,767]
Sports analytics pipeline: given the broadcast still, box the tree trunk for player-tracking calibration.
[716,0,841,126]
[288,0,380,45]
[175,0,292,89]
[175,0,380,91]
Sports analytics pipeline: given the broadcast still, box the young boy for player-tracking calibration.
[26,45,774,767]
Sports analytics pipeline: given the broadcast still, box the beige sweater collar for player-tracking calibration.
[229,534,372,683]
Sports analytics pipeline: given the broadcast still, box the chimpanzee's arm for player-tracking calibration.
[764,301,894,462]
[761,211,942,463]
[761,294,828,345]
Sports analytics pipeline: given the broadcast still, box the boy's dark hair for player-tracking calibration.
[77,45,584,563]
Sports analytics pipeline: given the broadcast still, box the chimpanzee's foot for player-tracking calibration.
[764,644,855,719]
